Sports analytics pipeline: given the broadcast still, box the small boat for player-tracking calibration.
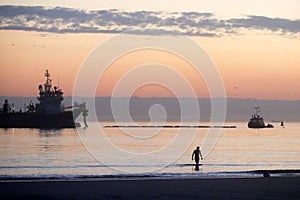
[0,70,88,128]
[248,105,273,128]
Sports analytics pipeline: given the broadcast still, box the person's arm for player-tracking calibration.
[200,150,203,160]
[192,151,195,160]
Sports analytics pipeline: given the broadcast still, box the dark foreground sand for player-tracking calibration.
[1,177,299,199]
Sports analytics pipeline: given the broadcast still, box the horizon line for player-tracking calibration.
[1,96,300,102]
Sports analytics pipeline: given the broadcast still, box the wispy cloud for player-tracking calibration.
[0,5,299,37]
[228,15,300,34]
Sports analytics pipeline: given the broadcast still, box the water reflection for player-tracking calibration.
[38,129,62,137]
[0,128,14,134]
[194,164,202,171]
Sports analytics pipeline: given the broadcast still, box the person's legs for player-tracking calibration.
[195,158,200,171]
[195,158,199,165]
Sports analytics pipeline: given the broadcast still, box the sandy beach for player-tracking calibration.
[1,177,299,199]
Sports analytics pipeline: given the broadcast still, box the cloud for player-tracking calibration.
[0,5,299,37]
[228,15,300,34]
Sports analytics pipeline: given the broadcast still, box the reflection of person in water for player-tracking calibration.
[192,146,203,167]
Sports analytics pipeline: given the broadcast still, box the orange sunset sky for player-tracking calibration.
[0,1,299,100]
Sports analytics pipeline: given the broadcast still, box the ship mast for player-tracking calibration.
[254,105,261,117]
[44,70,52,93]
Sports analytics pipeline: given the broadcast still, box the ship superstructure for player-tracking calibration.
[37,70,64,114]
[0,70,88,128]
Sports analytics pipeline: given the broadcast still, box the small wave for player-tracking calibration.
[1,169,299,181]
[0,165,104,169]
[1,163,299,170]
[169,163,297,168]
[248,169,300,174]
[0,172,243,181]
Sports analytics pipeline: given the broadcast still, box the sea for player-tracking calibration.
[0,122,299,180]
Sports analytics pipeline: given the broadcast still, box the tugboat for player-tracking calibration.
[248,105,273,128]
[0,70,88,128]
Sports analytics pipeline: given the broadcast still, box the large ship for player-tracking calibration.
[248,105,273,128]
[0,70,88,128]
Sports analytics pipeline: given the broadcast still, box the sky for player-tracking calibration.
[0,1,299,99]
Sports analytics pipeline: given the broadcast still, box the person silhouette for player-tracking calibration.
[192,146,203,169]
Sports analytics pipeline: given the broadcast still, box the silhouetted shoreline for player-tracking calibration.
[1,177,299,199]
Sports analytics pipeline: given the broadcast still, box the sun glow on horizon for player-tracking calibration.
[0,30,300,100]
[96,49,209,98]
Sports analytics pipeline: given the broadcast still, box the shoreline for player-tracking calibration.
[1,169,299,181]
[1,177,299,199]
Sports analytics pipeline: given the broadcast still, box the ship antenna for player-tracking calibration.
[45,69,50,80]
[254,105,261,115]
[44,69,52,92]
[57,75,60,89]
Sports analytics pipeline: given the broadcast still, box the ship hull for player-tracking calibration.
[0,111,79,128]
[248,119,274,128]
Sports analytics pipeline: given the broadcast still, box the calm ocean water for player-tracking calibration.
[0,122,299,179]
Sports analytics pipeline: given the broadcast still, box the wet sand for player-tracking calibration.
[1,177,300,199]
